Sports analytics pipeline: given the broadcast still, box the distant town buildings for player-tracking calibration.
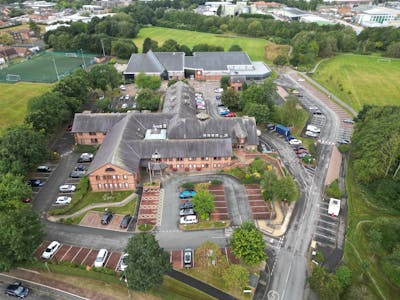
[356,7,400,27]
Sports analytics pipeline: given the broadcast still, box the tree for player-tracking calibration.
[142,37,158,53]
[0,125,50,175]
[241,84,264,105]
[308,266,341,300]
[191,189,215,220]
[0,173,32,205]
[136,89,160,111]
[159,39,180,52]
[278,97,307,127]
[228,44,243,51]
[247,20,264,37]
[0,206,44,271]
[220,76,230,90]
[230,221,266,266]
[335,265,352,290]
[88,64,120,91]
[221,88,240,111]
[111,39,138,59]
[243,103,270,123]
[0,32,13,45]
[216,5,222,16]
[273,176,299,202]
[124,233,171,291]
[29,19,41,36]
[135,72,161,90]
[273,55,287,66]
[261,170,279,201]
[222,264,249,291]
[385,42,400,58]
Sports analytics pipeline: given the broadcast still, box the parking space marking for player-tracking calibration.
[317,218,338,226]
[314,232,337,242]
[315,225,337,234]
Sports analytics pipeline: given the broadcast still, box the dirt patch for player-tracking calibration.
[265,44,290,61]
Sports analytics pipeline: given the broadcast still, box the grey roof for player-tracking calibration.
[185,52,252,71]
[154,52,184,71]
[71,113,127,133]
[163,81,197,118]
[124,50,165,74]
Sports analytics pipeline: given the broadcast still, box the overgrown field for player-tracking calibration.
[134,27,268,61]
[0,82,52,132]
[311,54,400,111]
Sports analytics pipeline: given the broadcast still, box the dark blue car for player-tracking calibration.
[5,282,29,298]
[179,190,196,199]
[28,179,44,187]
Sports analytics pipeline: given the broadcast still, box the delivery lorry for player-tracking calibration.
[275,124,291,139]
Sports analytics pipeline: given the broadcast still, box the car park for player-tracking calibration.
[101,211,113,225]
[183,248,193,268]
[179,208,195,216]
[289,139,302,145]
[41,241,61,259]
[94,249,108,267]
[70,170,85,178]
[120,215,132,229]
[180,215,198,224]
[306,124,320,133]
[4,282,29,298]
[59,184,76,193]
[56,196,72,205]
[179,201,194,210]
[179,190,196,199]
[37,165,51,172]
[28,179,44,187]
[119,253,129,271]
[305,131,318,138]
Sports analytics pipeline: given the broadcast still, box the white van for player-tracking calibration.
[94,249,108,267]
[180,215,198,224]
[306,125,320,133]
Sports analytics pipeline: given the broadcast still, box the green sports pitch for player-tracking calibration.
[0,51,96,83]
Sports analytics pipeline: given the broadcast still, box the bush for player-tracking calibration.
[93,266,116,275]
[181,182,194,190]
[138,224,153,231]
[326,180,343,199]
[210,179,223,185]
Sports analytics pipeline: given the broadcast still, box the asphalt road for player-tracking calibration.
[263,69,340,300]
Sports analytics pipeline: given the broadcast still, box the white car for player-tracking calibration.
[119,253,129,271]
[124,95,130,100]
[121,103,128,109]
[119,84,126,91]
[56,196,72,205]
[41,241,61,259]
[59,184,76,193]
[289,139,302,145]
[214,88,223,93]
[80,153,93,159]
[94,249,108,267]
[305,131,318,138]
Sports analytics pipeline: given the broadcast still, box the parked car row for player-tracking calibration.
[293,144,313,162]
[100,210,132,229]
[179,190,198,224]
[195,93,206,110]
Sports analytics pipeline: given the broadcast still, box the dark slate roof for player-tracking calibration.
[185,52,252,71]
[163,81,196,118]
[124,50,165,74]
[71,113,128,133]
[154,52,185,71]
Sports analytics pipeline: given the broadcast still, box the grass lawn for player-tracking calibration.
[133,27,268,61]
[344,162,400,298]
[0,82,52,133]
[92,198,136,215]
[311,54,400,111]
[50,190,133,216]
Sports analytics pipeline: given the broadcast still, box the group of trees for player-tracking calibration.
[309,265,352,299]
[351,105,400,211]
[261,170,299,202]
[44,13,139,58]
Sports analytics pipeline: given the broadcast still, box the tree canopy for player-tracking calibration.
[230,221,266,266]
[125,233,171,291]
[136,89,160,111]
[191,189,215,220]
[135,73,161,90]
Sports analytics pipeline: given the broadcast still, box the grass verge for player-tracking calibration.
[92,197,136,215]
[311,54,400,111]
[134,27,268,61]
[180,220,230,230]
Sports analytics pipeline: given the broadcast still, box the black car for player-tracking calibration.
[28,179,44,187]
[101,211,113,225]
[77,156,92,163]
[179,201,194,210]
[120,215,132,228]
[75,165,88,171]
[5,282,29,298]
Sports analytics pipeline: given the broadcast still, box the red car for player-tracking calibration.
[296,148,307,154]
[224,112,235,118]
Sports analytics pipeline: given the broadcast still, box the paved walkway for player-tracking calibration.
[168,270,238,300]
[256,202,295,237]
[48,193,137,222]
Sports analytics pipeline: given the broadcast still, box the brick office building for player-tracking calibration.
[71,82,258,192]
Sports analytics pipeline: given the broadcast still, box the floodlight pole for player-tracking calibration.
[80,48,86,70]
[52,57,60,81]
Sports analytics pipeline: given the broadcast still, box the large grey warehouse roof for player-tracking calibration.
[185,52,252,71]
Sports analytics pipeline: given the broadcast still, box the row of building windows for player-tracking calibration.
[98,182,129,189]
[95,175,129,180]
[78,132,107,136]
[170,163,223,169]
[165,157,229,162]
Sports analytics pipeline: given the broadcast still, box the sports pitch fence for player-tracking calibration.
[0,51,97,83]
